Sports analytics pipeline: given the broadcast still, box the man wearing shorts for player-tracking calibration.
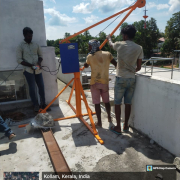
[84,39,117,127]
[107,25,143,134]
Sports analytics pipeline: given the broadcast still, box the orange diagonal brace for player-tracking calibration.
[79,84,97,134]
[39,78,74,113]
[68,81,75,104]
[54,115,77,121]
[99,6,136,49]
[60,0,145,44]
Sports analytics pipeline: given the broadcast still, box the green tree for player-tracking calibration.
[161,11,180,56]
[83,30,91,39]
[64,32,70,38]
[133,18,160,58]
[47,40,54,46]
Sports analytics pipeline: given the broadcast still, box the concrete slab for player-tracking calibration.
[0,122,53,180]
[0,79,179,180]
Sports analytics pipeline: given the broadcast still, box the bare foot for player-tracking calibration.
[9,133,16,140]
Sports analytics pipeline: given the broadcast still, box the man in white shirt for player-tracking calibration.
[107,25,143,134]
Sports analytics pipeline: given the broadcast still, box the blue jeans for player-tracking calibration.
[24,71,45,106]
[114,77,136,105]
[0,116,13,137]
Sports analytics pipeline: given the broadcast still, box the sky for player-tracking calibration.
[42,0,180,40]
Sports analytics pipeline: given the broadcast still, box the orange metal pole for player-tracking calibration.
[99,6,136,49]
[79,116,98,136]
[66,100,76,113]
[82,112,96,116]
[60,0,146,44]
[67,81,75,104]
[60,6,132,44]
[74,72,82,116]
[54,115,77,121]
[80,84,97,134]
[39,78,74,113]
[18,124,28,128]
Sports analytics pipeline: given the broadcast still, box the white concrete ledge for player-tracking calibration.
[129,74,180,156]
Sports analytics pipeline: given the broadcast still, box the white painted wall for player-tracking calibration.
[0,0,59,107]
[56,57,82,87]
[0,0,46,71]
[129,75,180,156]
[41,47,58,105]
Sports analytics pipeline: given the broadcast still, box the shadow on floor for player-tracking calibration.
[0,142,17,156]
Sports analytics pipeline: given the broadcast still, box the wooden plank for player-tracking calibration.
[41,129,72,174]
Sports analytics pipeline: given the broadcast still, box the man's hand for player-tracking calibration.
[38,57,43,69]
[106,34,113,48]
[84,63,89,68]
[38,57,43,62]
[106,34,111,40]
[31,65,36,70]
[37,61,42,69]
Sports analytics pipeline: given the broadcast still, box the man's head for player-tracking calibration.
[23,27,33,43]
[121,25,137,41]
[88,39,100,55]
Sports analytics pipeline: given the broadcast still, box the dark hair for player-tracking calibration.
[121,25,137,39]
[23,27,33,36]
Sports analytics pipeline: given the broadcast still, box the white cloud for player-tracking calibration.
[50,0,56,3]
[83,15,99,24]
[157,4,170,10]
[73,0,135,14]
[73,2,91,14]
[147,0,180,12]
[147,2,170,10]
[44,8,77,26]
[169,0,180,13]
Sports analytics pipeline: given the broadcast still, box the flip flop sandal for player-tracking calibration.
[121,122,129,132]
[9,133,16,140]
[109,126,122,135]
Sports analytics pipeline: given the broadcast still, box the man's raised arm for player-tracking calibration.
[107,35,114,48]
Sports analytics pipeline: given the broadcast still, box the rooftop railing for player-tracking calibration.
[142,57,175,79]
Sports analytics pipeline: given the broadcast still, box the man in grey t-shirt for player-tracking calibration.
[107,25,144,134]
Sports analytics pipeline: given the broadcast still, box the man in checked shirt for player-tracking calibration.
[16,27,51,112]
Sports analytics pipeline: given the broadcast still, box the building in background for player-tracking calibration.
[152,37,165,57]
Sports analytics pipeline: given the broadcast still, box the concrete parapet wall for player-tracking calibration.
[41,47,58,105]
[129,75,180,156]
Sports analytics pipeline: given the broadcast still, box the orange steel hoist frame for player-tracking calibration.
[19,0,146,144]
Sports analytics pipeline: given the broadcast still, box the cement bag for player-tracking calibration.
[33,113,55,128]
[25,113,55,133]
